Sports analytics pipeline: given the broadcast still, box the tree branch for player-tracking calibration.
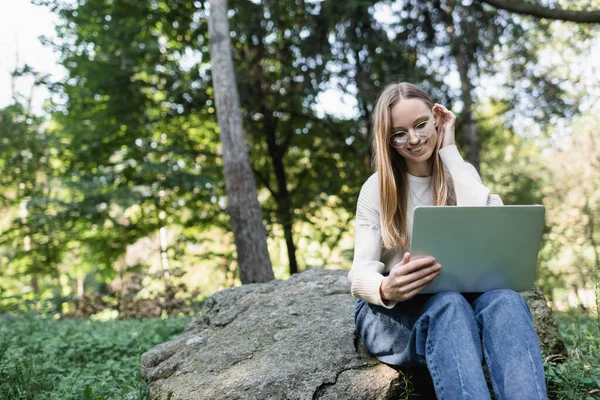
[479,0,600,23]
[287,110,349,146]
[251,165,278,199]
[288,166,312,198]
[280,114,294,154]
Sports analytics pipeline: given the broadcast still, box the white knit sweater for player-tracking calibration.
[347,145,504,309]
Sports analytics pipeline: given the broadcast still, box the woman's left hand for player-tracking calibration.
[432,103,456,149]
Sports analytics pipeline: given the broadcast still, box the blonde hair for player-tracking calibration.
[372,82,456,249]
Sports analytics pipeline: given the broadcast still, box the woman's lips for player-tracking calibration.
[408,140,428,153]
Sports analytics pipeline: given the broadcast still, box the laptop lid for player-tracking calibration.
[409,205,545,294]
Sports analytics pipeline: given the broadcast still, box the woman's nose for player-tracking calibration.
[408,131,421,144]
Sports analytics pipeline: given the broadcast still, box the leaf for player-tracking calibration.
[83,385,94,399]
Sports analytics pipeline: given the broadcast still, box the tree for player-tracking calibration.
[322,1,443,171]
[0,100,70,313]
[208,0,274,284]
[541,114,600,297]
[31,0,229,295]
[223,0,372,275]
[368,0,595,172]
[15,0,596,305]
[480,0,600,23]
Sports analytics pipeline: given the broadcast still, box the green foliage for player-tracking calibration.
[43,0,224,273]
[478,97,548,206]
[0,101,72,315]
[546,311,600,399]
[0,0,229,303]
[224,0,378,273]
[539,118,600,299]
[0,0,595,313]
[0,315,192,400]
[1,310,599,399]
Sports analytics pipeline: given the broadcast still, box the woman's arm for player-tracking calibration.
[348,175,441,308]
[433,104,502,206]
[348,225,398,308]
[465,162,504,206]
[347,175,398,308]
[438,145,504,206]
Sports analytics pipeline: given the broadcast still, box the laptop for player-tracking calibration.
[409,205,545,294]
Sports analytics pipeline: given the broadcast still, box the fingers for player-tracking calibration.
[402,283,432,301]
[395,256,436,275]
[432,103,456,149]
[433,104,456,122]
[399,264,441,292]
[432,103,444,117]
[396,266,441,301]
[433,103,450,113]
[386,265,441,302]
[434,104,456,123]
[399,252,410,266]
[385,257,441,301]
[433,104,445,136]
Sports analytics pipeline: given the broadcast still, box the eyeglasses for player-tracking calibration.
[389,119,435,149]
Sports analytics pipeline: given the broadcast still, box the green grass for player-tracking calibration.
[0,314,193,400]
[0,311,599,399]
[546,311,600,399]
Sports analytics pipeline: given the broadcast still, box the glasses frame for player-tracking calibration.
[388,120,435,149]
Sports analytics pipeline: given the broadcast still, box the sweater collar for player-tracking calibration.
[407,173,431,183]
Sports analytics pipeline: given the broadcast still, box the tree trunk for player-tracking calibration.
[584,198,599,268]
[262,112,299,276]
[208,0,275,284]
[76,270,84,297]
[455,50,480,172]
[31,274,39,295]
[351,28,374,174]
[282,218,298,275]
[444,3,480,172]
[159,226,171,284]
[53,273,64,317]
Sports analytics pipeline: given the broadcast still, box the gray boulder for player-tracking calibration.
[141,269,566,399]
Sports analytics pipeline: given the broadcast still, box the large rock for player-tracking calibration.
[141,269,566,399]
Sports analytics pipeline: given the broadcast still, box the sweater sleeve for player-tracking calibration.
[347,176,398,309]
[438,145,504,206]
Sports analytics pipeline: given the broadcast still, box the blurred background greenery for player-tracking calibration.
[1,0,599,320]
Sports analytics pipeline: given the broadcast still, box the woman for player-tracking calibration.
[348,82,547,399]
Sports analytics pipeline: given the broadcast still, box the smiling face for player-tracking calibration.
[390,98,438,177]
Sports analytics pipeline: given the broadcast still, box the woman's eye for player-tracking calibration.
[416,121,427,129]
[393,131,407,137]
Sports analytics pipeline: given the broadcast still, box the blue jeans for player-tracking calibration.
[354,290,547,399]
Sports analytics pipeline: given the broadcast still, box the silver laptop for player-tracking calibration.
[410,205,545,294]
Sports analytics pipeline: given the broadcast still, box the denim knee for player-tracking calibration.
[425,291,473,316]
[473,289,532,319]
[353,298,419,366]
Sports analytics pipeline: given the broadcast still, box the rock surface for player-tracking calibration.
[141,269,566,399]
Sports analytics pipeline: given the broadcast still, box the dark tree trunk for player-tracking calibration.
[282,218,298,275]
[263,113,299,276]
[208,0,274,284]
[351,33,374,174]
[445,4,480,172]
[455,50,480,172]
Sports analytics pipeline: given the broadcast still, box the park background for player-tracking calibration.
[1,0,599,398]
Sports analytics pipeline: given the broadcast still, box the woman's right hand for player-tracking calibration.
[380,252,442,302]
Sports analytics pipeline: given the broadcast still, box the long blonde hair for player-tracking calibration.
[372,82,456,249]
